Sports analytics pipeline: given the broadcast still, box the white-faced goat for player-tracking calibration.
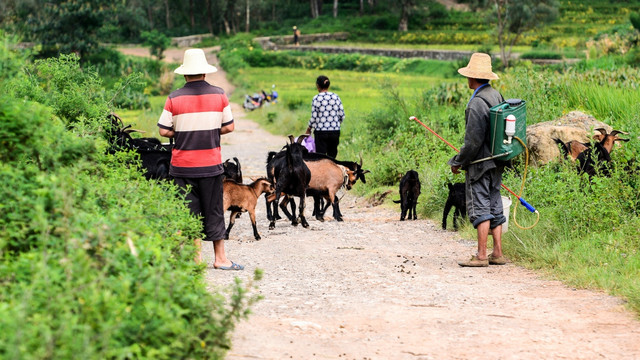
[556,128,629,176]
[223,178,274,240]
[266,135,311,229]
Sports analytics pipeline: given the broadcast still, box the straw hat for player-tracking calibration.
[457,53,499,80]
[174,49,217,75]
[293,26,297,30]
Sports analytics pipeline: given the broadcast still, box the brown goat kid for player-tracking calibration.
[223,178,274,240]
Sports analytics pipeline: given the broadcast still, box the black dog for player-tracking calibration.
[393,170,421,221]
[442,182,466,230]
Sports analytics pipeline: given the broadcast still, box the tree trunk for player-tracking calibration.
[189,0,195,29]
[359,0,364,15]
[494,0,509,67]
[399,0,411,32]
[368,0,375,10]
[206,0,213,34]
[310,0,319,18]
[164,0,172,29]
[245,0,250,32]
[333,0,338,18]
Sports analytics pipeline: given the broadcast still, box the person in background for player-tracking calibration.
[305,75,345,158]
[158,48,243,270]
[448,53,507,268]
[293,26,301,46]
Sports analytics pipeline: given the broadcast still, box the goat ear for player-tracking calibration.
[616,138,630,142]
[362,170,371,174]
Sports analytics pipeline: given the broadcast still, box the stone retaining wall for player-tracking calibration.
[171,34,213,47]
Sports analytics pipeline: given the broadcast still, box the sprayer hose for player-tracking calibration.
[512,136,540,230]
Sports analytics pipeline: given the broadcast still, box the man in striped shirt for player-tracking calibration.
[158,49,243,270]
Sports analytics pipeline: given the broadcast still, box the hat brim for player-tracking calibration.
[458,67,499,80]
[174,64,218,75]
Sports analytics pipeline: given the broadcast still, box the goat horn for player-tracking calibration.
[610,130,629,136]
[358,152,363,166]
[287,135,295,144]
[296,134,308,144]
[594,128,608,136]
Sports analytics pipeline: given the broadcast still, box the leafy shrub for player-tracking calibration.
[8,54,109,130]
[1,37,259,357]
[141,30,171,60]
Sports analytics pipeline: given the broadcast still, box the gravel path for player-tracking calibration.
[120,46,640,360]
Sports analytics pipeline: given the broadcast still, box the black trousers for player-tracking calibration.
[174,175,225,242]
[314,130,340,158]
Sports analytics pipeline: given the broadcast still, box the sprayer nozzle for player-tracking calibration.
[409,116,416,120]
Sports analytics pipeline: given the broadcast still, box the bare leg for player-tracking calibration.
[213,239,231,268]
[476,220,490,260]
[490,224,503,258]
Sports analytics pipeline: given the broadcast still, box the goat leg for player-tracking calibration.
[249,211,261,240]
[225,211,239,239]
[279,196,296,222]
[442,199,453,229]
[298,196,309,228]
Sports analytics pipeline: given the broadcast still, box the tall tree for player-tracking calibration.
[398,0,414,31]
[333,0,339,18]
[310,0,320,18]
[492,0,559,67]
[32,0,113,58]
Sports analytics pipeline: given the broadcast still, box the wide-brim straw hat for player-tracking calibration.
[457,53,499,80]
[174,49,218,75]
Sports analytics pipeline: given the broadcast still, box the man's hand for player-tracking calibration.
[451,165,461,174]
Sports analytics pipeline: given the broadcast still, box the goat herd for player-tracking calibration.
[107,114,370,241]
[107,114,632,240]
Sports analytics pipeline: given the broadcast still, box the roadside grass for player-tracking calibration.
[226,62,640,315]
[229,66,454,138]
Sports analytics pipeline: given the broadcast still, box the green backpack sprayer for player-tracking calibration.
[411,98,540,230]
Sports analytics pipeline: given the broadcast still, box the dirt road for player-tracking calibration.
[120,47,640,360]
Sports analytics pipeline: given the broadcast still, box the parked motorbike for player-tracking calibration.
[243,84,278,111]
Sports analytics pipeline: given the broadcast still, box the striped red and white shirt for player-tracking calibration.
[157,80,234,178]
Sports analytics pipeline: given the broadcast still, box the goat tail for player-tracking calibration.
[393,200,401,204]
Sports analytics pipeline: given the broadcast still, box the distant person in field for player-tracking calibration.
[306,75,345,158]
[448,53,506,268]
[157,48,243,271]
[293,26,301,46]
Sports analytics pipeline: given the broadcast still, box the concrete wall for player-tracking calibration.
[171,34,213,48]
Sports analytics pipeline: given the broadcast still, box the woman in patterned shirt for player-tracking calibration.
[305,75,345,158]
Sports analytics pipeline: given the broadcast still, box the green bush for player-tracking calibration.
[1,36,259,358]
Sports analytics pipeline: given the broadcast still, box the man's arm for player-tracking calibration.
[159,128,175,138]
[221,122,234,135]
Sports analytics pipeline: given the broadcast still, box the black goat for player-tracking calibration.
[393,170,421,221]
[106,114,172,181]
[223,157,243,183]
[266,146,370,222]
[574,129,629,177]
[266,135,311,229]
[442,183,466,230]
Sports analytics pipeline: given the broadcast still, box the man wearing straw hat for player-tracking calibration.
[158,48,243,270]
[448,53,507,267]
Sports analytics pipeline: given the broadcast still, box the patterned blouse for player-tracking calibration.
[309,91,345,131]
